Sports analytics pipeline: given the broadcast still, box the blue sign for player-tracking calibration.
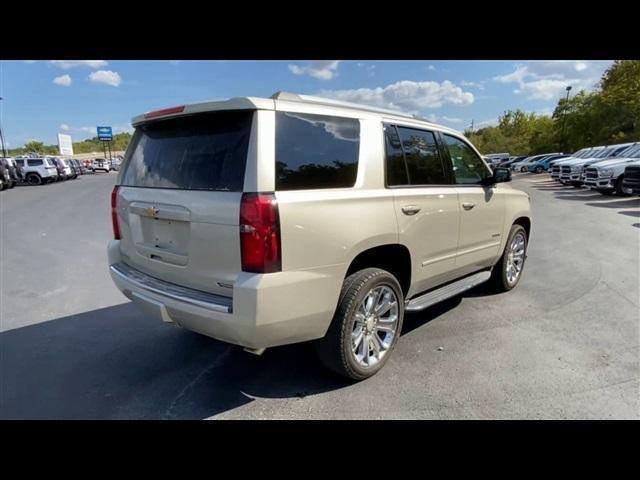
[97,126,113,141]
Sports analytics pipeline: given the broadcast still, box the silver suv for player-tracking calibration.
[108,92,532,379]
[14,156,59,185]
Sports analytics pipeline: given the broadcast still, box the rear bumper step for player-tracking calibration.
[110,262,232,313]
[405,270,491,312]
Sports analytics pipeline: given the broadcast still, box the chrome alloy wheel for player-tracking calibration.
[351,285,399,367]
[505,232,526,285]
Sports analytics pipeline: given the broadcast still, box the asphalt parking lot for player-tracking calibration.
[1,173,638,419]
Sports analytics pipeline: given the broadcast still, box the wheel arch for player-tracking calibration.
[344,243,412,297]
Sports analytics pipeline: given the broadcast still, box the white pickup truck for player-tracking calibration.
[583,144,640,195]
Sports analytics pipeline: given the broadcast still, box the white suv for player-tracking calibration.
[108,92,532,379]
[92,158,111,173]
[14,157,59,185]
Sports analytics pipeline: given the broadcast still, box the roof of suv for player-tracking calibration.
[131,91,462,137]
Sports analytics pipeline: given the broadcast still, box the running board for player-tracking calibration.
[405,270,491,312]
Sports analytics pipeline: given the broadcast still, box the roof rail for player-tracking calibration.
[270,91,434,122]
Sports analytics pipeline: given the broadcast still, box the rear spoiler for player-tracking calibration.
[131,97,274,127]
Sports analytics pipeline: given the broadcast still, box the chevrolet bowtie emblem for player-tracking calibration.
[143,206,159,218]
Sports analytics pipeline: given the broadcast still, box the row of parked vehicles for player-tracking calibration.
[484,141,640,196]
[0,155,122,189]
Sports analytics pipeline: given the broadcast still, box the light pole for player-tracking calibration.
[560,85,572,152]
[0,96,7,158]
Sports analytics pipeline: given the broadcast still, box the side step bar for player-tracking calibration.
[405,270,491,312]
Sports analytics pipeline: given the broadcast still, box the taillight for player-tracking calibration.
[144,105,185,119]
[111,185,121,240]
[239,193,281,273]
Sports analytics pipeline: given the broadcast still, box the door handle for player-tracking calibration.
[401,205,421,216]
[462,202,475,210]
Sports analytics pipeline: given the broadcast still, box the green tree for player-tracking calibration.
[23,140,45,154]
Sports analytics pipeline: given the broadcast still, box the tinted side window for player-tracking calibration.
[384,125,408,185]
[397,127,448,185]
[275,112,360,191]
[28,159,43,166]
[442,134,491,185]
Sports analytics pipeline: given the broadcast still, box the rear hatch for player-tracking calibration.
[115,110,254,297]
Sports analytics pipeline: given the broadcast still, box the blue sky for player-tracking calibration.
[0,60,613,148]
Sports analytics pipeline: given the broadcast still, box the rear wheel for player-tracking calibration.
[315,268,404,381]
[488,224,527,293]
[26,173,42,185]
[535,166,543,173]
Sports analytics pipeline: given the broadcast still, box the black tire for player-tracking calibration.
[488,224,528,293]
[614,176,628,196]
[26,173,42,185]
[315,268,404,381]
[535,166,543,173]
[599,189,615,196]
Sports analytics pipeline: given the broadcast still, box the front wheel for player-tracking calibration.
[315,268,404,381]
[535,166,543,173]
[614,176,628,196]
[488,224,528,293]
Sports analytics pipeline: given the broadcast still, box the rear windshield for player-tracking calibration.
[121,110,253,191]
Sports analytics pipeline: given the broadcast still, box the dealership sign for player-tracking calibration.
[57,133,74,156]
[97,126,113,141]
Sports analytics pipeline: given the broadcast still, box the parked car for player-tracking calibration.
[527,154,571,173]
[107,91,532,380]
[0,158,10,190]
[557,143,635,186]
[14,157,59,185]
[622,164,640,195]
[47,157,72,181]
[109,158,121,171]
[512,154,561,172]
[92,158,111,173]
[550,147,599,180]
[7,157,25,182]
[67,158,84,177]
[0,157,20,188]
[583,144,640,195]
[500,156,527,168]
[484,153,510,165]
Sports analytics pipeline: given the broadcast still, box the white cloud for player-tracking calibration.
[60,124,70,131]
[50,60,108,69]
[493,60,612,101]
[24,60,37,64]
[53,74,72,87]
[460,80,485,91]
[288,61,340,80]
[88,70,122,87]
[427,65,436,71]
[441,116,463,123]
[318,79,474,113]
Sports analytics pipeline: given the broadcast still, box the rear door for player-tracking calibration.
[115,110,255,297]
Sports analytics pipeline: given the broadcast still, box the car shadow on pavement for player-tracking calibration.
[584,198,640,209]
[553,192,619,201]
[1,295,465,420]
[619,210,640,218]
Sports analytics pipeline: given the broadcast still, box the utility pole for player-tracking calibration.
[0,96,7,157]
[560,85,572,152]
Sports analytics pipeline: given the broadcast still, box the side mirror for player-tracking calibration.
[482,167,511,185]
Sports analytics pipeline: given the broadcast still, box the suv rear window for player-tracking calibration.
[275,112,360,191]
[121,110,253,191]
